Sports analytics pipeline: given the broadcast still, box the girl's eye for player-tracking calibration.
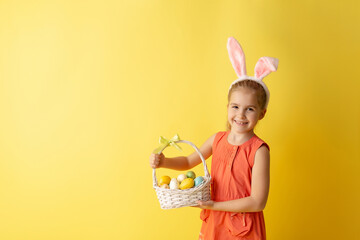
[247,108,254,111]
[232,106,238,109]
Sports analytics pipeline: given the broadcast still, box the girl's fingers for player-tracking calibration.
[150,159,159,168]
[149,153,163,168]
[150,155,156,168]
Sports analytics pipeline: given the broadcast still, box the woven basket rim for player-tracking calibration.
[154,176,211,192]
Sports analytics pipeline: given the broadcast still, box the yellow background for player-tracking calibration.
[1,0,359,239]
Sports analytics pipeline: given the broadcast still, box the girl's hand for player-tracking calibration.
[196,200,215,210]
[149,153,164,169]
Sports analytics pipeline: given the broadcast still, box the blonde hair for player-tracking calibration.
[226,80,267,130]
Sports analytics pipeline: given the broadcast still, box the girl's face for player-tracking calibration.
[227,87,266,135]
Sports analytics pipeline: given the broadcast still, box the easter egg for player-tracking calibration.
[160,184,169,189]
[179,178,194,190]
[169,178,179,190]
[186,171,196,180]
[194,176,204,187]
[177,174,187,183]
[159,176,171,186]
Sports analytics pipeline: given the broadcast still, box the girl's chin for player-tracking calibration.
[230,125,254,134]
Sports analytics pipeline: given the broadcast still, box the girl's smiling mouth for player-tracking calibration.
[234,120,248,125]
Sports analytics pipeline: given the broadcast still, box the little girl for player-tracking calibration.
[150,37,278,240]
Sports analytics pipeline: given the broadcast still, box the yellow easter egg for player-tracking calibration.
[179,178,194,190]
[158,175,171,186]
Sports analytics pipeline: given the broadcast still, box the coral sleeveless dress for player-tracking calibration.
[199,131,269,240]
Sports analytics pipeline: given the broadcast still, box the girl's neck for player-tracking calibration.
[227,130,255,146]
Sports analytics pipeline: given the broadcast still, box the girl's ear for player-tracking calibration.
[254,57,279,80]
[227,37,247,78]
[259,108,267,120]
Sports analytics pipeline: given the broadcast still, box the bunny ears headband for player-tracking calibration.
[227,37,279,109]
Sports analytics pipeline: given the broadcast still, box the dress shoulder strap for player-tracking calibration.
[212,131,227,153]
[248,136,269,168]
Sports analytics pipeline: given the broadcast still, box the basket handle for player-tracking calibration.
[152,140,210,188]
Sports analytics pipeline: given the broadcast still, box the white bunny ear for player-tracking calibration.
[227,37,247,77]
[254,57,279,80]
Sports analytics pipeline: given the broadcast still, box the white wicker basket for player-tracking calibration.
[153,140,211,209]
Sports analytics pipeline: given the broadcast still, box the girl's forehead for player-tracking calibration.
[229,89,259,105]
[230,88,257,99]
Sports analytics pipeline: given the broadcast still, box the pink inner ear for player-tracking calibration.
[254,57,279,79]
[227,37,247,77]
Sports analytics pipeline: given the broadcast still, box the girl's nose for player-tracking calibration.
[238,110,246,119]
